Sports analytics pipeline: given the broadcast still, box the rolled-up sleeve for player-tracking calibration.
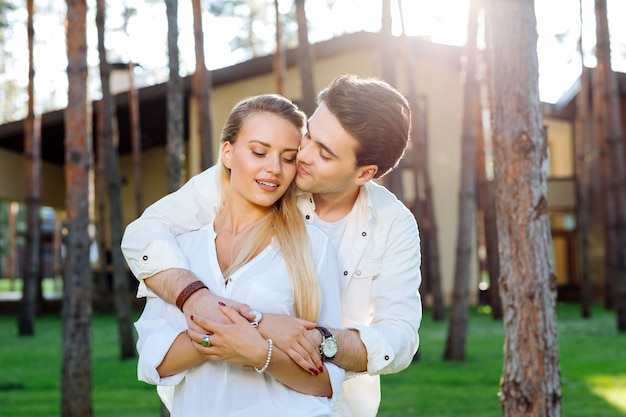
[135,297,188,385]
[121,166,221,281]
[359,211,422,376]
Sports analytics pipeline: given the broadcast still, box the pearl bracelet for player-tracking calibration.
[254,338,273,373]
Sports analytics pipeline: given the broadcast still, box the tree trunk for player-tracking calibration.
[192,0,213,170]
[62,1,93,415]
[273,0,286,95]
[19,0,41,336]
[166,0,184,194]
[444,0,479,361]
[380,0,403,201]
[128,63,143,217]
[594,0,626,331]
[489,1,562,416]
[477,0,502,320]
[96,0,136,360]
[575,58,592,319]
[295,0,316,117]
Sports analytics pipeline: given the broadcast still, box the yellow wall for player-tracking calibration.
[0,147,65,208]
[545,117,574,178]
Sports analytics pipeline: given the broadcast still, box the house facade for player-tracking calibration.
[0,31,614,305]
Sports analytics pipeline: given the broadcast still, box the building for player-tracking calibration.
[0,31,621,305]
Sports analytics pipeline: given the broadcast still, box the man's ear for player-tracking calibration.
[221,142,233,169]
[354,164,378,185]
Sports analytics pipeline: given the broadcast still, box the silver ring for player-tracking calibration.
[201,334,211,347]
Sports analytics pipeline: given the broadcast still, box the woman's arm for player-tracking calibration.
[188,306,333,397]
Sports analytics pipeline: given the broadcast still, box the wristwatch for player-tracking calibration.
[316,326,338,361]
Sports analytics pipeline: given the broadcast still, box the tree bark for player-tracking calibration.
[490,1,561,415]
[128,63,143,217]
[62,0,93,415]
[96,0,136,360]
[444,0,479,361]
[192,0,213,170]
[575,58,592,319]
[19,0,41,336]
[295,0,316,117]
[594,0,626,331]
[166,0,184,193]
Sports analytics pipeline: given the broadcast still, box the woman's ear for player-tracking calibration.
[221,142,233,169]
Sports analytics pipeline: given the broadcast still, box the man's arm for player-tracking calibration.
[121,165,220,281]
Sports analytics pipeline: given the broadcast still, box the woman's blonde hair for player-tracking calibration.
[218,95,321,322]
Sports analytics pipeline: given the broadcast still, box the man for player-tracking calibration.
[122,74,422,416]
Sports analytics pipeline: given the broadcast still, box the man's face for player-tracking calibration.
[295,102,361,195]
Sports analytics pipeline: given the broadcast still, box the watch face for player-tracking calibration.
[322,338,338,358]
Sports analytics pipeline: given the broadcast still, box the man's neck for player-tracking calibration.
[312,186,362,222]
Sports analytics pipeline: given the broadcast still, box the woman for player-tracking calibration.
[134,95,344,417]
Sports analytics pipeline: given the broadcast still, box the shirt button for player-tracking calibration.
[305,215,310,220]
[384,355,390,361]
[142,255,148,261]
[356,270,361,276]
[362,231,367,237]
[343,271,348,276]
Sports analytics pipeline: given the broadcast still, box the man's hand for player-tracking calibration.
[183,289,252,333]
[143,268,252,332]
[258,314,323,374]
[187,304,269,369]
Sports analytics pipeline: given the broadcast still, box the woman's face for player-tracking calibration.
[221,111,300,209]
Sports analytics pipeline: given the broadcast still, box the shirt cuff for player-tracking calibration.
[136,240,190,281]
[137,326,187,386]
[347,324,395,375]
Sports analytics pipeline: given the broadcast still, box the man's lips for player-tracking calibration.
[296,164,310,177]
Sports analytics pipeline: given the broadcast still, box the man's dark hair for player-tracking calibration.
[317,74,411,179]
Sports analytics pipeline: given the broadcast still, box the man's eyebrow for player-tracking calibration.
[306,121,339,159]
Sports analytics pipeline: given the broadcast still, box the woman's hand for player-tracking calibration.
[187,303,269,370]
[258,314,324,375]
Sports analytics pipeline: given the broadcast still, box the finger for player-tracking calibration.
[190,314,221,335]
[230,301,254,320]
[293,318,318,330]
[218,303,251,325]
[285,345,318,375]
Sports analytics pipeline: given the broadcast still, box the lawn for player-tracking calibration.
[0,302,624,416]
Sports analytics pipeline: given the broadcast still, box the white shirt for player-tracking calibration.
[122,165,422,417]
[135,221,344,417]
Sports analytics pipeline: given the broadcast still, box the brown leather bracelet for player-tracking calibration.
[175,280,208,311]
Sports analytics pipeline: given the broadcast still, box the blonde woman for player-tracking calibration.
[134,95,343,417]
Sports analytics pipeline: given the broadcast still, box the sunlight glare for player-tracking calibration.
[588,375,626,412]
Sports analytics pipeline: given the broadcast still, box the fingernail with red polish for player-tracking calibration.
[319,367,324,373]
[190,315,194,321]
[309,368,319,375]
[218,301,226,306]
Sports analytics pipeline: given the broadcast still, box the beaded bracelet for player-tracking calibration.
[254,338,273,373]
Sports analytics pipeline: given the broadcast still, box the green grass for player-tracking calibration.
[379,303,626,417]
[0,303,624,416]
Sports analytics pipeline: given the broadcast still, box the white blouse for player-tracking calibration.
[135,222,344,417]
